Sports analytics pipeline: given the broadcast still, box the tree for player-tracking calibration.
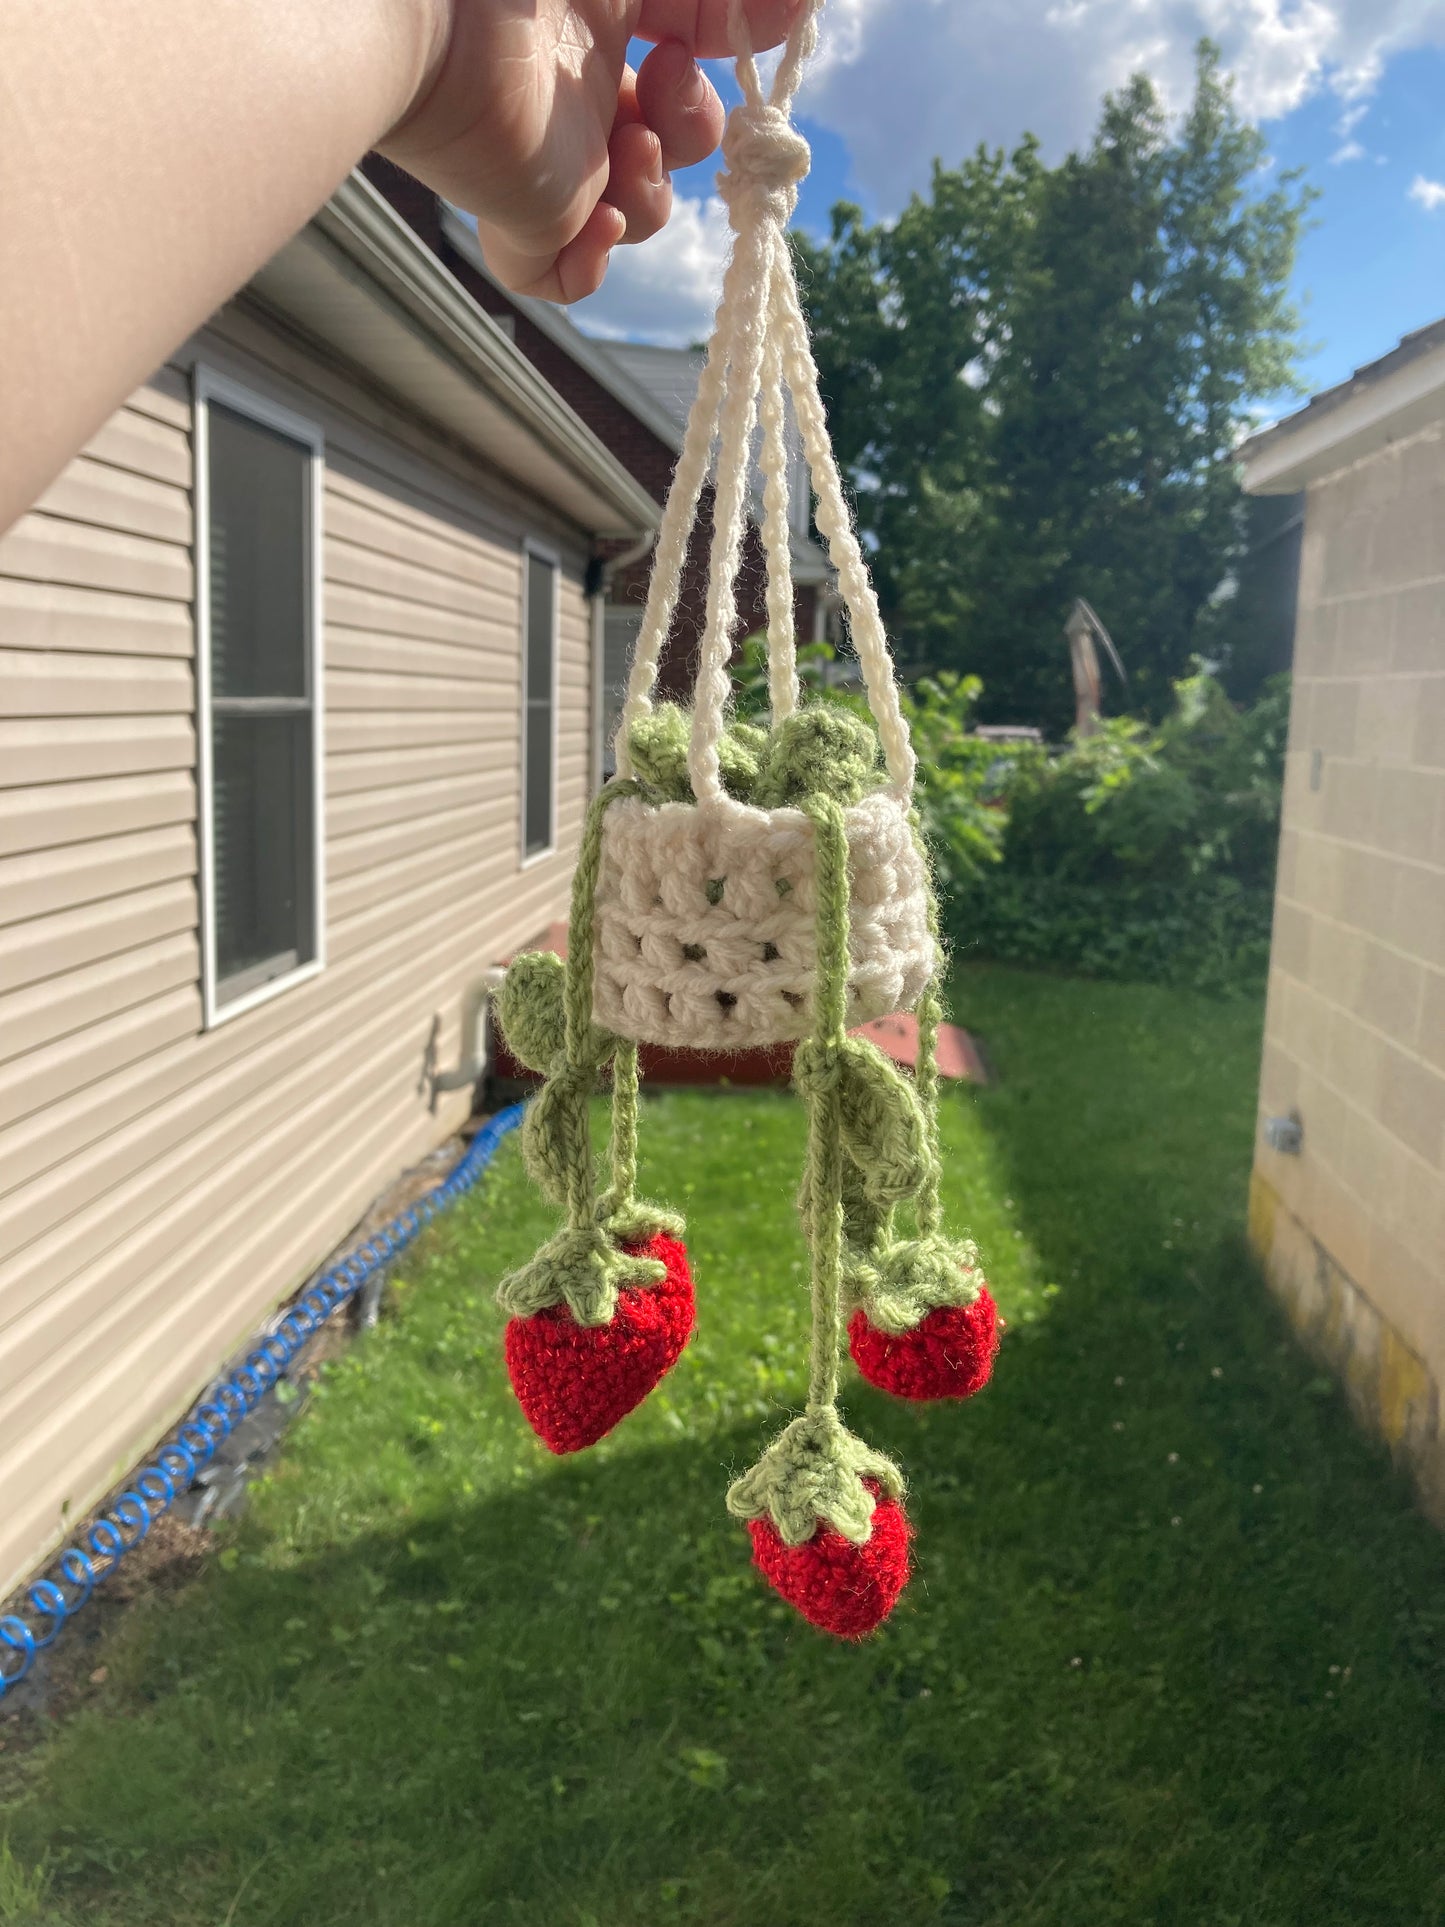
[795,43,1312,731]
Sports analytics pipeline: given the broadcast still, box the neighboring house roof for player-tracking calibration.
[434,203,833,587]
[600,341,707,445]
[437,208,690,458]
[246,170,659,539]
[600,336,828,583]
[1239,318,1445,497]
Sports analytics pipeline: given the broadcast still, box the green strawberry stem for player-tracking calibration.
[799,795,851,1417]
[498,780,684,1323]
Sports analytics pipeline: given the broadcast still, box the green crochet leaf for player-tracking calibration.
[496,1225,665,1328]
[499,952,616,1076]
[753,706,882,809]
[725,1407,904,1547]
[840,1154,892,1248]
[521,1069,599,1210]
[857,1233,985,1336]
[496,951,567,1074]
[795,1035,931,1208]
[627,704,693,801]
[716,720,766,802]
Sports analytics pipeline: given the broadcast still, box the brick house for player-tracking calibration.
[1240,322,1445,1519]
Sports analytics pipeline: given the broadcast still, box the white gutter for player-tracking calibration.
[1240,326,1445,497]
[434,203,835,587]
[246,171,660,539]
[438,205,690,457]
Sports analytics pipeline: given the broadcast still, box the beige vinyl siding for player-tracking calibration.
[0,318,597,1598]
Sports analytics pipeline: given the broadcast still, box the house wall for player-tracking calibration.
[0,304,595,1599]
[1251,419,1445,1519]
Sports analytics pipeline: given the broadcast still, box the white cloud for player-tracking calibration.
[570,194,731,347]
[572,0,1440,347]
[798,0,1445,208]
[1409,173,1445,210]
[1329,98,1371,160]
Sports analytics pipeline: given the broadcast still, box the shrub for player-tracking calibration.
[728,640,1287,992]
[952,873,1276,995]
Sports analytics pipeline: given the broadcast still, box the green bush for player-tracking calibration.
[999,671,1290,889]
[728,640,1287,992]
[953,872,1276,994]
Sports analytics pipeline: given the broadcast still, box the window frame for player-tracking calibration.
[519,540,561,868]
[193,365,327,1030]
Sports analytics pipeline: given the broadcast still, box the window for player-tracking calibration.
[195,370,324,1025]
[522,548,558,859]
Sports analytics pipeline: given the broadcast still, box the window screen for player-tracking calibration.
[523,552,557,856]
[203,394,319,1013]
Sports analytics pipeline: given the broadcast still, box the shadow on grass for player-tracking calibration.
[11,972,1445,1927]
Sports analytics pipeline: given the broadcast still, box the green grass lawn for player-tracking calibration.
[5,967,1445,1927]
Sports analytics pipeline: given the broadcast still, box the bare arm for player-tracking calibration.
[0,0,800,533]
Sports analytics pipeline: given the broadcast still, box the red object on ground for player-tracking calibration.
[493,923,985,1088]
[504,1234,694,1454]
[746,1479,912,1639]
[848,1286,1001,1402]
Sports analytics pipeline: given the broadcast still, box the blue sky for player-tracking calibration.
[572,4,1445,419]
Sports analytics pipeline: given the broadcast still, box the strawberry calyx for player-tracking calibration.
[725,1406,904,1548]
[849,1231,987,1335]
[495,1223,664,1329]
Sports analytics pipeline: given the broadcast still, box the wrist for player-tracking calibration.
[379,0,457,148]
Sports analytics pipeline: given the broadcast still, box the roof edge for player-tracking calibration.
[1239,318,1445,496]
[304,173,660,534]
[437,205,687,457]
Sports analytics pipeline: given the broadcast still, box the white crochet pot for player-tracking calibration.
[592,789,936,1049]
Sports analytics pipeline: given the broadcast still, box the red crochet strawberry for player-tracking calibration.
[747,1479,911,1639]
[505,1234,694,1454]
[849,1284,1000,1402]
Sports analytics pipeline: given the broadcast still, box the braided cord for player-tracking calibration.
[612,0,916,797]
[609,1038,640,1206]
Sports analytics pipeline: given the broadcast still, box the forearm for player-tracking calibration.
[0,0,444,532]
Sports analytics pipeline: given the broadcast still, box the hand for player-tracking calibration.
[380,0,803,302]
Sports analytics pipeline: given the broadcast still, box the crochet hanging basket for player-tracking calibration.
[591,788,934,1049]
[491,0,1000,1642]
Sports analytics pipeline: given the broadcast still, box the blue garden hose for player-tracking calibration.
[0,1102,525,1698]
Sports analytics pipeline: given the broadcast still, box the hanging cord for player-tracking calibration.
[758,325,800,724]
[613,0,916,798]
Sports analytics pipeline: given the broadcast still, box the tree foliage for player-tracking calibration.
[795,43,1312,729]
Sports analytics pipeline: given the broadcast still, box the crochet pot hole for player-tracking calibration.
[492,0,999,1641]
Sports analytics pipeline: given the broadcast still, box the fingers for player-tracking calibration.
[635,0,806,60]
[479,200,626,303]
[605,119,673,248]
[635,40,724,170]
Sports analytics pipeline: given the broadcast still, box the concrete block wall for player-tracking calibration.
[1252,419,1445,1518]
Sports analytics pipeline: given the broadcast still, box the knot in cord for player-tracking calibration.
[718,102,811,226]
